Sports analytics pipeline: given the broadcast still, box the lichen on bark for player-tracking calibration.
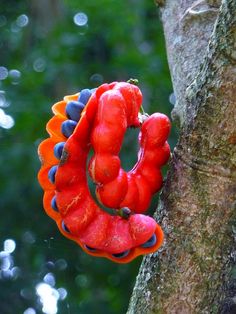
[127,1,236,313]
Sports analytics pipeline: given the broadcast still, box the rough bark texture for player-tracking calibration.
[127,1,236,313]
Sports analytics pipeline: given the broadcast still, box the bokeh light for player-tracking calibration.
[33,58,46,72]
[0,66,8,80]
[73,12,88,26]
[16,14,29,28]
[0,108,14,129]
[9,69,21,85]
[4,239,16,253]
[23,308,36,314]
[36,283,59,314]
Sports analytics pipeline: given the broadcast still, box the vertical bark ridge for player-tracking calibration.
[127,1,236,313]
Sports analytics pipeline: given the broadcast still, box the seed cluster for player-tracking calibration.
[38,82,170,263]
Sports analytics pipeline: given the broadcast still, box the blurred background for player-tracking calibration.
[0,1,176,313]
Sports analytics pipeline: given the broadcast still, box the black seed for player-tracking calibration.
[112,250,130,258]
[48,165,58,184]
[84,245,97,252]
[61,120,77,138]
[78,89,92,104]
[54,142,65,159]
[66,101,85,121]
[61,221,70,233]
[141,234,157,248]
[59,149,69,166]
[51,196,58,211]
[120,207,131,219]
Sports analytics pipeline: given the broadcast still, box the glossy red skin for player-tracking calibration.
[38,82,168,263]
[89,86,171,212]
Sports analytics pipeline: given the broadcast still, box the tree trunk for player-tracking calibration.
[127,0,236,313]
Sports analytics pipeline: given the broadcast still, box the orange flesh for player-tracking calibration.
[38,82,169,263]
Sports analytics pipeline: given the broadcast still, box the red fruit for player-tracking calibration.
[38,82,170,263]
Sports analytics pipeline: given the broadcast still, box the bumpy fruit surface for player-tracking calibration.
[38,82,170,263]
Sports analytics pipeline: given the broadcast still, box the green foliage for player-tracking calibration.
[0,1,174,313]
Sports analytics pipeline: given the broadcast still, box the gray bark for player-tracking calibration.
[127,1,236,313]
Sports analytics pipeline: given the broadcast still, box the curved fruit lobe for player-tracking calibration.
[38,81,170,263]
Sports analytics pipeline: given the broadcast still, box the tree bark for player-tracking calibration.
[127,1,236,313]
